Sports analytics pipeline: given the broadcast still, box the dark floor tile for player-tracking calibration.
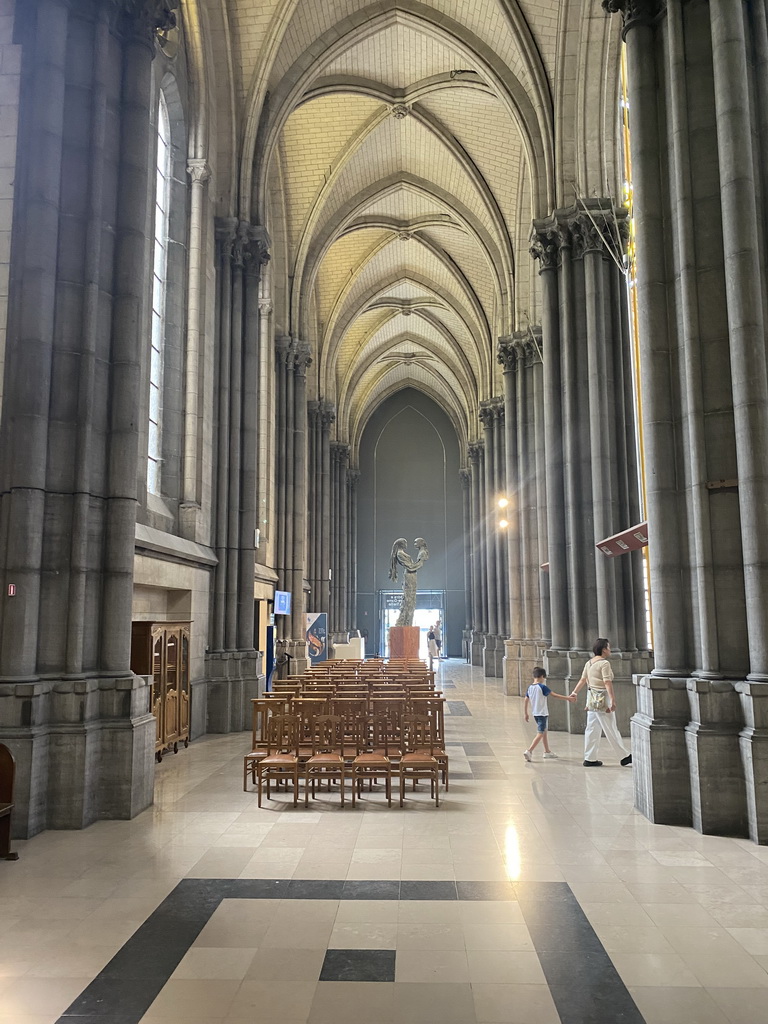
[319,948,396,982]
[522,902,605,953]
[288,878,345,899]
[547,960,645,1024]
[229,877,291,899]
[98,939,190,980]
[514,880,573,902]
[461,742,494,755]
[61,977,165,1017]
[457,880,516,901]
[342,879,400,900]
[58,1017,141,1024]
[399,880,457,901]
[446,701,472,716]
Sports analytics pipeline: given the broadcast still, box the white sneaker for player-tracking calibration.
[543,752,558,759]
[523,749,532,762]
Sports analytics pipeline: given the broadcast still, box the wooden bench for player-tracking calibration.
[0,743,19,860]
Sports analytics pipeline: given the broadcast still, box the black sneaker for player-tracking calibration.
[620,755,632,766]
[583,760,603,767]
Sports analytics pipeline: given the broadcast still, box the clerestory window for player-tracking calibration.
[148,91,171,495]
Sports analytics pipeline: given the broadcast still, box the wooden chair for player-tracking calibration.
[331,698,369,739]
[256,715,301,807]
[350,713,394,807]
[399,713,440,807]
[304,715,347,806]
[410,697,449,788]
[243,698,274,791]
[0,744,19,860]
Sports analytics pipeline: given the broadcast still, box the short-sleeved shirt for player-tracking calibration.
[526,681,551,716]
[582,658,614,691]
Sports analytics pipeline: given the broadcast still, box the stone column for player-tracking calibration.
[0,0,184,835]
[468,442,485,666]
[180,158,210,538]
[307,401,320,610]
[348,469,360,632]
[320,403,335,615]
[531,330,550,644]
[206,221,269,730]
[330,442,349,635]
[459,469,473,659]
[498,339,523,694]
[531,232,569,657]
[710,0,768,681]
[288,342,311,667]
[479,402,500,676]
[493,401,509,639]
[603,0,768,840]
[605,0,686,675]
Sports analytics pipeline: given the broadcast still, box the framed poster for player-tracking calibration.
[305,612,328,664]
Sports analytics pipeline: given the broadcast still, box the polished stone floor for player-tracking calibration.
[2,660,768,1023]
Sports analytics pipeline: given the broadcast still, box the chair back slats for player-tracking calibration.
[308,715,346,758]
[265,714,300,755]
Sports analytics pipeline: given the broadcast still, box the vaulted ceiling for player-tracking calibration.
[199,0,623,457]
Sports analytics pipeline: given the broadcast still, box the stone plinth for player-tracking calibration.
[686,680,748,838]
[736,681,768,845]
[632,675,692,827]
[389,626,420,660]
[205,651,263,733]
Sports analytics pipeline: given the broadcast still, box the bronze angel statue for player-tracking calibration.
[388,537,429,627]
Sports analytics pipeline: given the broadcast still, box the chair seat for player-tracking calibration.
[245,748,268,760]
[260,754,298,765]
[307,753,343,765]
[401,753,438,765]
[353,753,390,766]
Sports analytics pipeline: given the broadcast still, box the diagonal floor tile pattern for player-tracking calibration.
[0,661,766,1023]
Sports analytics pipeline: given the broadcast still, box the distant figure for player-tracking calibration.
[389,537,429,627]
[427,626,439,660]
[570,638,632,768]
[523,666,576,761]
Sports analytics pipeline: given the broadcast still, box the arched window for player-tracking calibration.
[148,91,171,495]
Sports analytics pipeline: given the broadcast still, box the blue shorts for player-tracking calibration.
[534,715,548,733]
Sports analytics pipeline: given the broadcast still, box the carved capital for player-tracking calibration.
[603,0,665,37]
[530,229,561,271]
[331,442,350,466]
[467,441,484,465]
[348,469,361,487]
[187,159,211,185]
[259,299,273,316]
[459,468,471,489]
[292,339,312,374]
[497,337,519,374]
[307,400,320,426]
[479,402,495,430]
[391,103,410,119]
[320,400,336,429]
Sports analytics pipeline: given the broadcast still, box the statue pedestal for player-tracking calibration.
[389,626,420,660]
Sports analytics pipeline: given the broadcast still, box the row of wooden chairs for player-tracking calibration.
[244,705,446,808]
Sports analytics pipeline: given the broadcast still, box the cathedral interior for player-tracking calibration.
[1,1,768,1022]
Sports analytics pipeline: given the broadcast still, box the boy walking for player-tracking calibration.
[523,667,576,761]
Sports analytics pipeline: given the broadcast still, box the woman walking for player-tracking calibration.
[570,638,632,767]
